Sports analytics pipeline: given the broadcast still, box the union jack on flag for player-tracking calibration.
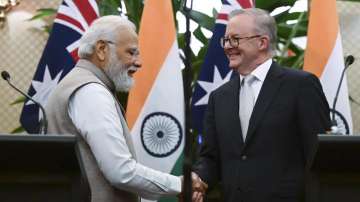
[191,0,254,139]
[20,0,99,133]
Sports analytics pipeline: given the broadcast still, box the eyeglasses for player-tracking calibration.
[220,35,261,48]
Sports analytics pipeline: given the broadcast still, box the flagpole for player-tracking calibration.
[183,0,194,201]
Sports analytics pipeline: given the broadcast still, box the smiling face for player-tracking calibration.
[103,27,142,92]
[114,28,141,78]
[224,14,270,75]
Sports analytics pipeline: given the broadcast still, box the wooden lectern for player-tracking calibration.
[0,134,89,202]
[307,134,360,202]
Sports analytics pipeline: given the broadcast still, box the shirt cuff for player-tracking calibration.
[169,175,182,194]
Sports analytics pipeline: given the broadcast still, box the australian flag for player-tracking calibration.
[20,0,99,133]
[191,0,254,140]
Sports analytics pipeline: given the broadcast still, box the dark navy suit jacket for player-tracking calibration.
[194,62,331,202]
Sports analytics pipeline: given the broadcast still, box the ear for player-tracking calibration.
[258,35,270,51]
[95,40,107,61]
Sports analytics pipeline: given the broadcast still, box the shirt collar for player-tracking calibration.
[239,58,272,82]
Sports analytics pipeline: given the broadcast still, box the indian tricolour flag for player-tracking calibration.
[304,0,353,134]
[126,0,184,201]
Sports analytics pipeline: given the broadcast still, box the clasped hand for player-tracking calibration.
[179,172,208,202]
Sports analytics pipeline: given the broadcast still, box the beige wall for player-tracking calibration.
[338,1,360,133]
[0,0,359,134]
[0,0,61,133]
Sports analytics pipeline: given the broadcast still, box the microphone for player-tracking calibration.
[1,70,48,134]
[330,55,355,133]
[345,55,355,67]
[1,71,10,81]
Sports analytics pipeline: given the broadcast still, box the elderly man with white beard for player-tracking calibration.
[45,15,206,202]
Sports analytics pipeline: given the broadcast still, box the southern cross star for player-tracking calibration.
[194,65,232,106]
[26,65,62,120]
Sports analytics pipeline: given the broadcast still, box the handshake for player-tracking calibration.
[179,172,208,202]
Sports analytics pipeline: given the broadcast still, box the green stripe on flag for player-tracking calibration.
[158,152,184,202]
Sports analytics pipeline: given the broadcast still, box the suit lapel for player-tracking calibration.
[224,75,245,144]
[243,63,284,148]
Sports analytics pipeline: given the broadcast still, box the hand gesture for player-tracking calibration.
[191,172,208,202]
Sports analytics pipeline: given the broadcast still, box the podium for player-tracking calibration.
[0,134,90,202]
[307,134,360,202]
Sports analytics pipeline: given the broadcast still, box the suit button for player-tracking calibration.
[241,155,247,160]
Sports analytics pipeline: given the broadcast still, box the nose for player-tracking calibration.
[133,56,142,69]
[223,43,233,56]
[223,40,233,50]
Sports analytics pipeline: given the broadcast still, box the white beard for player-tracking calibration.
[104,49,135,92]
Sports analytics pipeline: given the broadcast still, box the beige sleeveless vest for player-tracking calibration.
[45,59,138,202]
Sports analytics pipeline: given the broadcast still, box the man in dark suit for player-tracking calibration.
[192,8,331,202]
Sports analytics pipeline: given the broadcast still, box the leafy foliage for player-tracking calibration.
[111,0,309,201]
[28,8,57,33]
[28,8,57,21]
[15,0,308,135]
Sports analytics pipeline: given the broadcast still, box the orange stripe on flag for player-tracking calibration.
[303,0,339,77]
[126,0,176,129]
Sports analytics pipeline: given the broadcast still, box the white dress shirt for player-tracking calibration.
[238,59,272,139]
[239,59,272,103]
[68,83,181,200]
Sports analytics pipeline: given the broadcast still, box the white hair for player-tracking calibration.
[229,8,277,55]
[78,15,136,59]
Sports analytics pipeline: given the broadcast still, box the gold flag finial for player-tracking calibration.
[0,0,20,28]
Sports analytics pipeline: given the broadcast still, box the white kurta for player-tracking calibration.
[68,83,181,200]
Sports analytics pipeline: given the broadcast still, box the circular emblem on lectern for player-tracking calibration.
[140,112,182,157]
[330,109,350,135]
